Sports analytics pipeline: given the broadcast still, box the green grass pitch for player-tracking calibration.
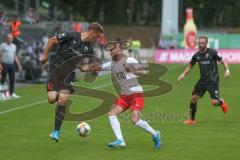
[0,64,239,160]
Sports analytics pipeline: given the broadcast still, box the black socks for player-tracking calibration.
[190,102,197,121]
[54,104,66,131]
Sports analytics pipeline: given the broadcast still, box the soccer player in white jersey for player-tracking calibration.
[81,40,161,149]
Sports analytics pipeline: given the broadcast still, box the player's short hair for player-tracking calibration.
[199,35,208,43]
[88,22,104,33]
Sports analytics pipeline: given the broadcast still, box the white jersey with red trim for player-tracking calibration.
[102,56,143,95]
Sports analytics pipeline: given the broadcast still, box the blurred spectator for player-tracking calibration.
[52,23,63,36]
[128,37,141,62]
[158,36,176,49]
[10,15,23,53]
[97,33,107,60]
[0,11,9,43]
[168,36,176,49]
[25,7,39,24]
[158,36,168,49]
[20,41,43,81]
[26,44,34,55]
[0,11,8,26]
[72,22,82,33]
[0,34,22,99]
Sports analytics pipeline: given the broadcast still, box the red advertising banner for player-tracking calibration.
[154,49,240,64]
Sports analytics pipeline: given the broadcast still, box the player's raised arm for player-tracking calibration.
[40,36,59,64]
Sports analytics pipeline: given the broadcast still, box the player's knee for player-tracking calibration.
[211,99,218,106]
[131,115,139,124]
[108,111,116,116]
[58,96,69,106]
[191,95,199,103]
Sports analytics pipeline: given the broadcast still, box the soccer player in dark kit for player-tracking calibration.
[40,22,104,142]
[177,36,230,125]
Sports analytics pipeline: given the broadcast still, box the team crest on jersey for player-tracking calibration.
[205,54,209,58]
[84,46,89,52]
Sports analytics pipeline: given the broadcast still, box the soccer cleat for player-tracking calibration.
[183,119,196,125]
[0,93,6,100]
[221,99,228,113]
[11,93,20,98]
[50,130,60,142]
[107,139,126,148]
[152,131,161,149]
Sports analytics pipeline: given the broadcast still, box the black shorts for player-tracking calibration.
[47,54,75,93]
[192,81,220,99]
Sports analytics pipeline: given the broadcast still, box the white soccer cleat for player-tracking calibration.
[11,93,20,98]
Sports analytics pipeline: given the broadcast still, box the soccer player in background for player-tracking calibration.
[81,40,161,149]
[177,36,230,124]
[40,22,103,142]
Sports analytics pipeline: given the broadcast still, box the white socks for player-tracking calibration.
[109,116,158,140]
[135,119,158,137]
[108,116,124,141]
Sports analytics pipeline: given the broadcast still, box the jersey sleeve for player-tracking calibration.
[189,54,197,65]
[212,50,222,62]
[56,32,74,43]
[101,61,112,71]
[126,57,142,70]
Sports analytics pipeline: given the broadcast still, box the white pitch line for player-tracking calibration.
[0,64,183,116]
[0,100,48,115]
[0,83,113,116]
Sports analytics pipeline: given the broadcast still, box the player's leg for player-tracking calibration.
[132,110,158,136]
[132,110,161,149]
[1,63,8,85]
[208,82,228,113]
[184,82,205,124]
[50,89,70,142]
[8,64,16,96]
[188,94,201,121]
[107,104,126,148]
[130,93,161,149]
[55,90,70,130]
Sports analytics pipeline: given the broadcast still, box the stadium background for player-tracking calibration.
[0,0,239,160]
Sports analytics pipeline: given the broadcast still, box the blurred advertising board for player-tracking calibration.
[174,34,240,49]
[154,49,240,64]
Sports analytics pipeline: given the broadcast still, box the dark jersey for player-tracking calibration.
[47,32,94,93]
[190,48,222,83]
[56,32,93,61]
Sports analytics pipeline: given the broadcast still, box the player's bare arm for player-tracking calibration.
[79,62,102,72]
[40,37,59,64]
[124,64,148,76]
[177,64,194,81]
[219,59,230,78]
